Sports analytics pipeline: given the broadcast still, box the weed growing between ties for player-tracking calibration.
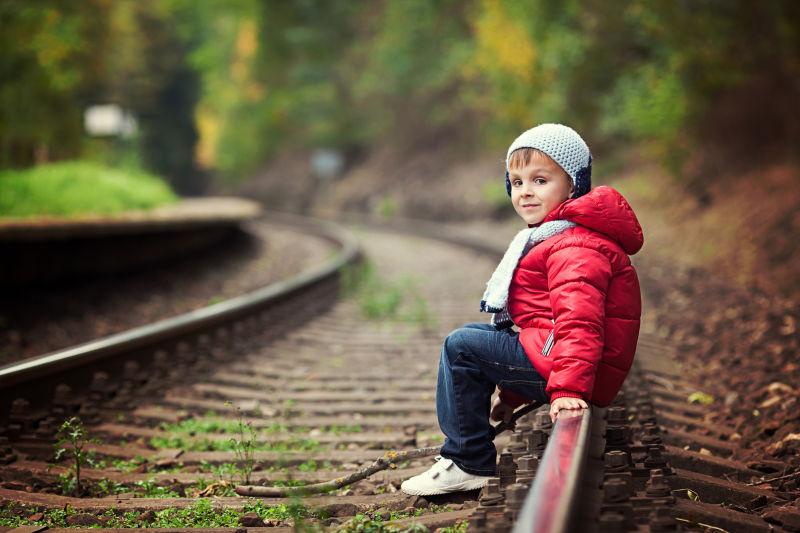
[148,433,320,453]
[336,514,428,533]
[0,499,323,528]
[297,459,335,472]
[325,424,363,434]
[340,261,436,329]
[333,504,459,532]
[53,416,100,496]
[110,455,148,473]
[230,405,257,484]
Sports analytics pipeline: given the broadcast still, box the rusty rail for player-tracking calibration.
[512,408,592,533]
[0,215,360,391]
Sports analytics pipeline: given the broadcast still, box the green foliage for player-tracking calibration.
[376,198,398,219]
[0,0,105,167]
[242,499,314,522]
[159,414,243,435]
[297,459,333,472]
[326,424,363,435]
[5,0,797,189]
[438,520,468,533]
[148,433,319,453]
[0,502,74,528]
[336,514,429,533]
[95,478,127,496]
[230,406,258,484]
[197,460,241,477]
[0,161,176,217]
[148,499,240,528]
[0,499,316,528]
[134,478,181,498]
[111,455,147,473]
[340,261,435,328]
[190,478,238,497]
[0,1,202,192]
[53,416,99,496]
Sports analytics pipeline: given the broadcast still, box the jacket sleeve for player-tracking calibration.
[545,243,612,401]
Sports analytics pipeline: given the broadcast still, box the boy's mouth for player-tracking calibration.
[522,203,540,209]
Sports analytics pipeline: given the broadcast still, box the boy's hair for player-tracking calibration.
[507,147,564,173]
[504,123,592,198]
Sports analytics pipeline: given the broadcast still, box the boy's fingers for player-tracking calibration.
[549,398,589,422]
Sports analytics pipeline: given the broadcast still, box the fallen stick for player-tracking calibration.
[235,401,542,497]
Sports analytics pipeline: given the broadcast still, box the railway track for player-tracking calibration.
[0,217,796,532]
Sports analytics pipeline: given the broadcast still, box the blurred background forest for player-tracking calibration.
[1,0,799,292]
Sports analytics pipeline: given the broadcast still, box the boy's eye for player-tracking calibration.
[534,177,546,185]
[512,179,523,186]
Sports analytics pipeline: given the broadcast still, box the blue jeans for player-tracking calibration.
[437,323,549,475]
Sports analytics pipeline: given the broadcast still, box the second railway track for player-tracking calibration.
[0,218,796,532]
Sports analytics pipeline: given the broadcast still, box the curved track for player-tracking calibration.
[0,217,793,532]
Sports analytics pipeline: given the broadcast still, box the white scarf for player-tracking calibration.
[480,220,576,328]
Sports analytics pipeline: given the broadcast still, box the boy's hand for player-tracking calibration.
[549,396,588,422]
[490,397,515,428]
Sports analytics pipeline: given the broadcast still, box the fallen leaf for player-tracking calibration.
[688,391,715,405]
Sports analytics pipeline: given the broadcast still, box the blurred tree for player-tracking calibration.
[104,0,202,194]
[2,0,798,189]
[0,0,110,167]
[350,0,474,142]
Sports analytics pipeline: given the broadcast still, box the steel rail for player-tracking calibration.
[0,215,360,389]
[512,408,592,533]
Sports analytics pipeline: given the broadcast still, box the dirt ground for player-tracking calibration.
[615,160,800,488]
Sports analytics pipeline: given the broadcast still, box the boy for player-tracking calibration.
[401,123,643,496]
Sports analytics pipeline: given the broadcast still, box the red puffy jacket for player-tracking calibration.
[500,186,643,407]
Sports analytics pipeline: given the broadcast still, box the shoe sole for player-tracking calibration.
[400,478,489,496]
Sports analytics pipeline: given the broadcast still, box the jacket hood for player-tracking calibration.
[543,186,644,254]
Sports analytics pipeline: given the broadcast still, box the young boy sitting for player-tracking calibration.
[401,123,643,496]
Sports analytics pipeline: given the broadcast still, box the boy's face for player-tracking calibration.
[509,154,574,225]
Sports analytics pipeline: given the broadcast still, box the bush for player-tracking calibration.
[0,160,176,218]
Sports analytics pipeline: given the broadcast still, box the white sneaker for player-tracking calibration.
[400,456,492,496]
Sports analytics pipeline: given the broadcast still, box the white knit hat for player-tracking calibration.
[505,123,592,198]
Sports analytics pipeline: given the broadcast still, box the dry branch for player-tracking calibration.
[235,402,542,497]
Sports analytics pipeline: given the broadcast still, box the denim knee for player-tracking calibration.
[442,328,471,363]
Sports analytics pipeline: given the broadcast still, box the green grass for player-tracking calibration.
[0,160,177,218]
[334,504,457,533]
[133,478,182,498]
[337,514,430,533]
[148,434,320,453]
[111,455,148,473]
[325,424,363,434]
[0,499,318,528]
[297,459,334,472]
[438,520,468,533]
[242,500,316,522]
[340,261,436,328]
[158,416,243,435]
[197,461,241,477]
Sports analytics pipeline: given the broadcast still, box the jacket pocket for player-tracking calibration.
[541,330,555,357]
